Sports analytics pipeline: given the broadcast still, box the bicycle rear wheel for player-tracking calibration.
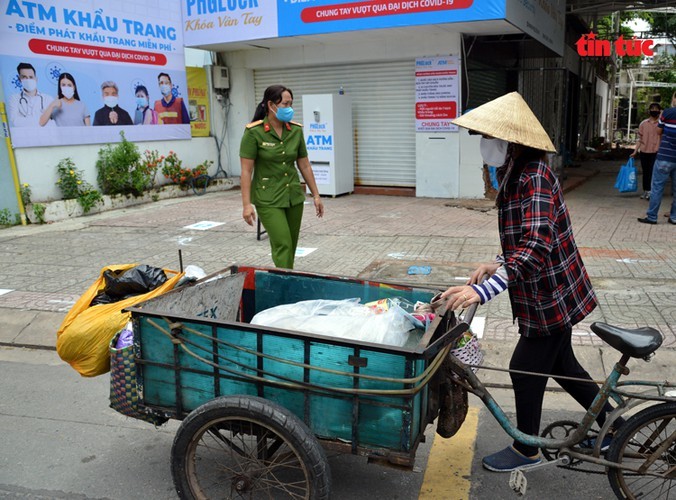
[606,402,676,499]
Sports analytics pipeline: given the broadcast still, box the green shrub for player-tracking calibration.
[161,153,211,188]
[55,158,103,214]
[77,189,103,214]
[96,131,147,196]
[0,208,16,226]
[56,158,83,200]
[139,149,164,190]
[20,183,31,206]
[32,203,46,224]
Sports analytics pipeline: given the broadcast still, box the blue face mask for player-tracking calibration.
[136,96,148,108]
[275,105,294,122]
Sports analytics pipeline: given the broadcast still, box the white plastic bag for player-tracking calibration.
[251,298,414,347]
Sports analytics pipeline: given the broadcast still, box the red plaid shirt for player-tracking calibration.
[497,159,597,337]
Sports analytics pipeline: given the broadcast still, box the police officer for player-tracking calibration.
[240,85,324,269]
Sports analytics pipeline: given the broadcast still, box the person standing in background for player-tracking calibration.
[239,85,324,269]
[638,91,676,225]
[631,102,662,200]
[8,62,54,127]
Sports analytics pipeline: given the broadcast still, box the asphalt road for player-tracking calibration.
[0,347,433,500]
[1,346,632,500]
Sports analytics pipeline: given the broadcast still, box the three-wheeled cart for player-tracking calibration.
[123,265,471,499]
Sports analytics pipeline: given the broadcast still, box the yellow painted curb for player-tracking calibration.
[419,407,480,500]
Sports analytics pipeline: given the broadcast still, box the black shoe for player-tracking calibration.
[637,217,657,225]
[669,219,676,225]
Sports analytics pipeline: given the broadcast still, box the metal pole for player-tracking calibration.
[606,12,620,144]
[0,103,27,225]
[627,80,633,139]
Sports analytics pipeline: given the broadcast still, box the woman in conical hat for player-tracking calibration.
[438,92,622,471]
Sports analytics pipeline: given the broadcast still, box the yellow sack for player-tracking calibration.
[56,264,183,377]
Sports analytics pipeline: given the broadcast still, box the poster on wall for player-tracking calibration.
[1,0,191,148]
[187,67,210,137]
[415,56,460,132]
[182,0,504,46]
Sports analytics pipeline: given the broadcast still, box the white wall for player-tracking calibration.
[219,31,483,198]
[15,137,218,202]
[458,129,486,198]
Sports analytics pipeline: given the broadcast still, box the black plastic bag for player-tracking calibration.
[102,265,167,301]
[90,293,115,306]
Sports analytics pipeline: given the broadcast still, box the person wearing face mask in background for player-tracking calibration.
[93,81,133,126]
[438,92,623,472]
[153,72,190,124]
[638,91,676,225]
[631,102,662,200]
[8,62,54,127]
[40,72,90,127]
[239,84,325,269]
[133,85,158,125]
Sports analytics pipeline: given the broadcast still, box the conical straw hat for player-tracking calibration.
[452,92,556,152]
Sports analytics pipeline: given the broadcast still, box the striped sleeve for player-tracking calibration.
[471,266,509,304]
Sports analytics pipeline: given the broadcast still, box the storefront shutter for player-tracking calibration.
[254,61,416,186]
[466,60,508,109]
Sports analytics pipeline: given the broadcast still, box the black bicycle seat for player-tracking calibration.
[590,322,663,358]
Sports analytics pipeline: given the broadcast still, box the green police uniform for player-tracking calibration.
[240,117,308,269]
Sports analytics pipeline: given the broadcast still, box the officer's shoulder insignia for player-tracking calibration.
[246,119,264,129]
[290,120,303,127]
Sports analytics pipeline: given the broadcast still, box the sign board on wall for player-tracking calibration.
[187,67,210,137]
[1,0,190,148]
[182,0,505,46]
[415,56,460,132]
[505,0,565,56]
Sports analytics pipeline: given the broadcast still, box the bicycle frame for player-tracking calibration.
[447,351,676,473]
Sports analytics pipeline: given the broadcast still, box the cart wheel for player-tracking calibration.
[171,395,331,500]
[606,402,676,500]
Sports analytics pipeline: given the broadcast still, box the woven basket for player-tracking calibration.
[109,330,167,425]
[450,334,483,373]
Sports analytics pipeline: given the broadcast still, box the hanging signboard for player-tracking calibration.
[182,0,505,46]
[505,0,565,56]
[1,0,190,148]
[415,56,460,132]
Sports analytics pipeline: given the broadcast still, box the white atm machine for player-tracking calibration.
[302,94,354,196]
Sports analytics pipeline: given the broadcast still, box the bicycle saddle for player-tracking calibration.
[590,322,663,358]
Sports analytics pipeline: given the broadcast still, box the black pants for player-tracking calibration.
[509,329,616,456]
[640,152,657,192]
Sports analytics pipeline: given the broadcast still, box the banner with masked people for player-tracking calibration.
[1,0,191,148]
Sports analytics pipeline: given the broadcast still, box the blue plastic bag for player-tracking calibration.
[617,158,637,193]
[614,161,627,189]
[488,166,499,189]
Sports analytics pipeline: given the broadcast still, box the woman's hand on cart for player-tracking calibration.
[468,263,500,284]
[439,285,481,311]
[437,263,497,311]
